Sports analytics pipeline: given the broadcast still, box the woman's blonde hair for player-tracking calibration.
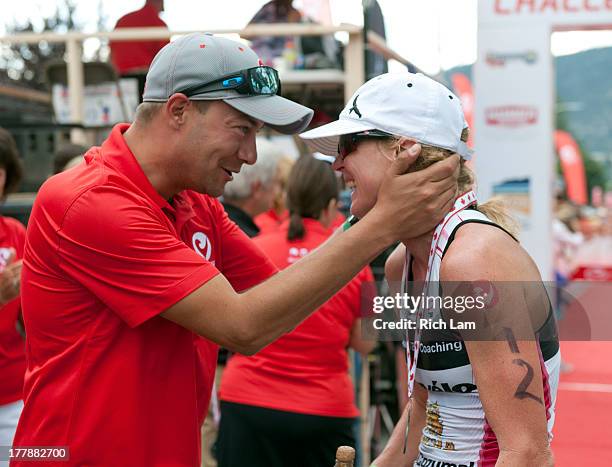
[384,129,520,239]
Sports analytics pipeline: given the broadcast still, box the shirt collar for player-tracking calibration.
[98,124,175,214]
[222,202,260,238]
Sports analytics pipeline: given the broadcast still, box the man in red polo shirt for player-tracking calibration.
[110,0,168,98]
[12,33,459,466]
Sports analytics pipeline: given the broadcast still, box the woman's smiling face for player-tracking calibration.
[332,138,395,219]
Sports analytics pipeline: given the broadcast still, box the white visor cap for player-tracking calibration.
[300,72,471,160]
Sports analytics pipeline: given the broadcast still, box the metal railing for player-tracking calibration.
[1,23,407,127]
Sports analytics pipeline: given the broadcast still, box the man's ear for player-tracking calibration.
[250,181,262,198]
[165,94,190,129]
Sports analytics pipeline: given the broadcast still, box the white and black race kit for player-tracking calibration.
[402,191,561,467]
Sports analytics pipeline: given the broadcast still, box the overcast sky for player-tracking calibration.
[2,0,612,74]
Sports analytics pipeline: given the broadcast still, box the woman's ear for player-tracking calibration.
[320,198,338,228]
[327,198,337,216]
[396,137,416,157]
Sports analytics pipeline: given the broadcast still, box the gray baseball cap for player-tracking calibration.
[143,32,314,134]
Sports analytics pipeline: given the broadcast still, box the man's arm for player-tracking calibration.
[162,213,401,354]
[163,149,460,354]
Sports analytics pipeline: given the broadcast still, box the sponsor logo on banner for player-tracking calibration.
[494,0,612,15]
[485,105,538,127]
[486,50,538,66]
[571,266,612,282]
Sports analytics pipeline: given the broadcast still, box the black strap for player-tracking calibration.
[441,219,518,259]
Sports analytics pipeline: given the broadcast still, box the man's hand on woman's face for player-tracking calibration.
[369,143,460,241]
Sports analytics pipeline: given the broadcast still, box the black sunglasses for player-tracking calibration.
[337,130,394,159]
[177,66,281,98]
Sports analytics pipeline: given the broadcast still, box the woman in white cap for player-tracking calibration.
[300,72,560,467]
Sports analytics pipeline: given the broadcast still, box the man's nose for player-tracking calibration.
[239,135,258,165]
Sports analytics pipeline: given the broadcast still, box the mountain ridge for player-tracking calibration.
[443,47,612,160]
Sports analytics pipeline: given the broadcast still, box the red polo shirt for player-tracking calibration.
[255,209,345,235]
[254,208,288,235]
[12,124,276,466]
[220,218,373,418]
[171,190,278,424]
[0,216,26,406]
[110,4,169,75]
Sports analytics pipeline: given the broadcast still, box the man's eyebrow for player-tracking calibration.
[246,116,264,130]
[227,114,264,131]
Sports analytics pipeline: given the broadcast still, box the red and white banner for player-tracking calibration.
[555,130,588,205]
[475,0,612,278]
[482,0,612,28]
[571,266,612,281]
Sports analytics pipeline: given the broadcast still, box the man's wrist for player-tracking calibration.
[358,208,397,247]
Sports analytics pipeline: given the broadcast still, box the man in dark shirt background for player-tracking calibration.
[222,138,284,238]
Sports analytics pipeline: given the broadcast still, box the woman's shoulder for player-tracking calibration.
[0,215,26,240]
[440,222,538,281]
[384,243,406,283]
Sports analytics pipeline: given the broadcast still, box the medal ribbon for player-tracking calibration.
[402,190,478,452]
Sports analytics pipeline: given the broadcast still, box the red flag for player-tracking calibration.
[450,73,474,148]
[554,130,588,206]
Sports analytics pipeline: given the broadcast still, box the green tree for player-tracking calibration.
[555,101,606,203]
[0,0,106,90]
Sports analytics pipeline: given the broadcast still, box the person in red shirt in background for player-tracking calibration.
[110,0,168,99]
[254,152,293,235]
[217,155,376,467]
[255,152,345,234]
[0,129,26,459]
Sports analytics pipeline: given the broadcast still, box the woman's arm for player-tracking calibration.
[348,318,376,355]
[441,224,554,467]
[384,244,410,410]
[372,383,427,467]
[371,243,427,466]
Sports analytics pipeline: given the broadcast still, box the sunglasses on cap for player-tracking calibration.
[337,130,393,160]
[177,66,281,98]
